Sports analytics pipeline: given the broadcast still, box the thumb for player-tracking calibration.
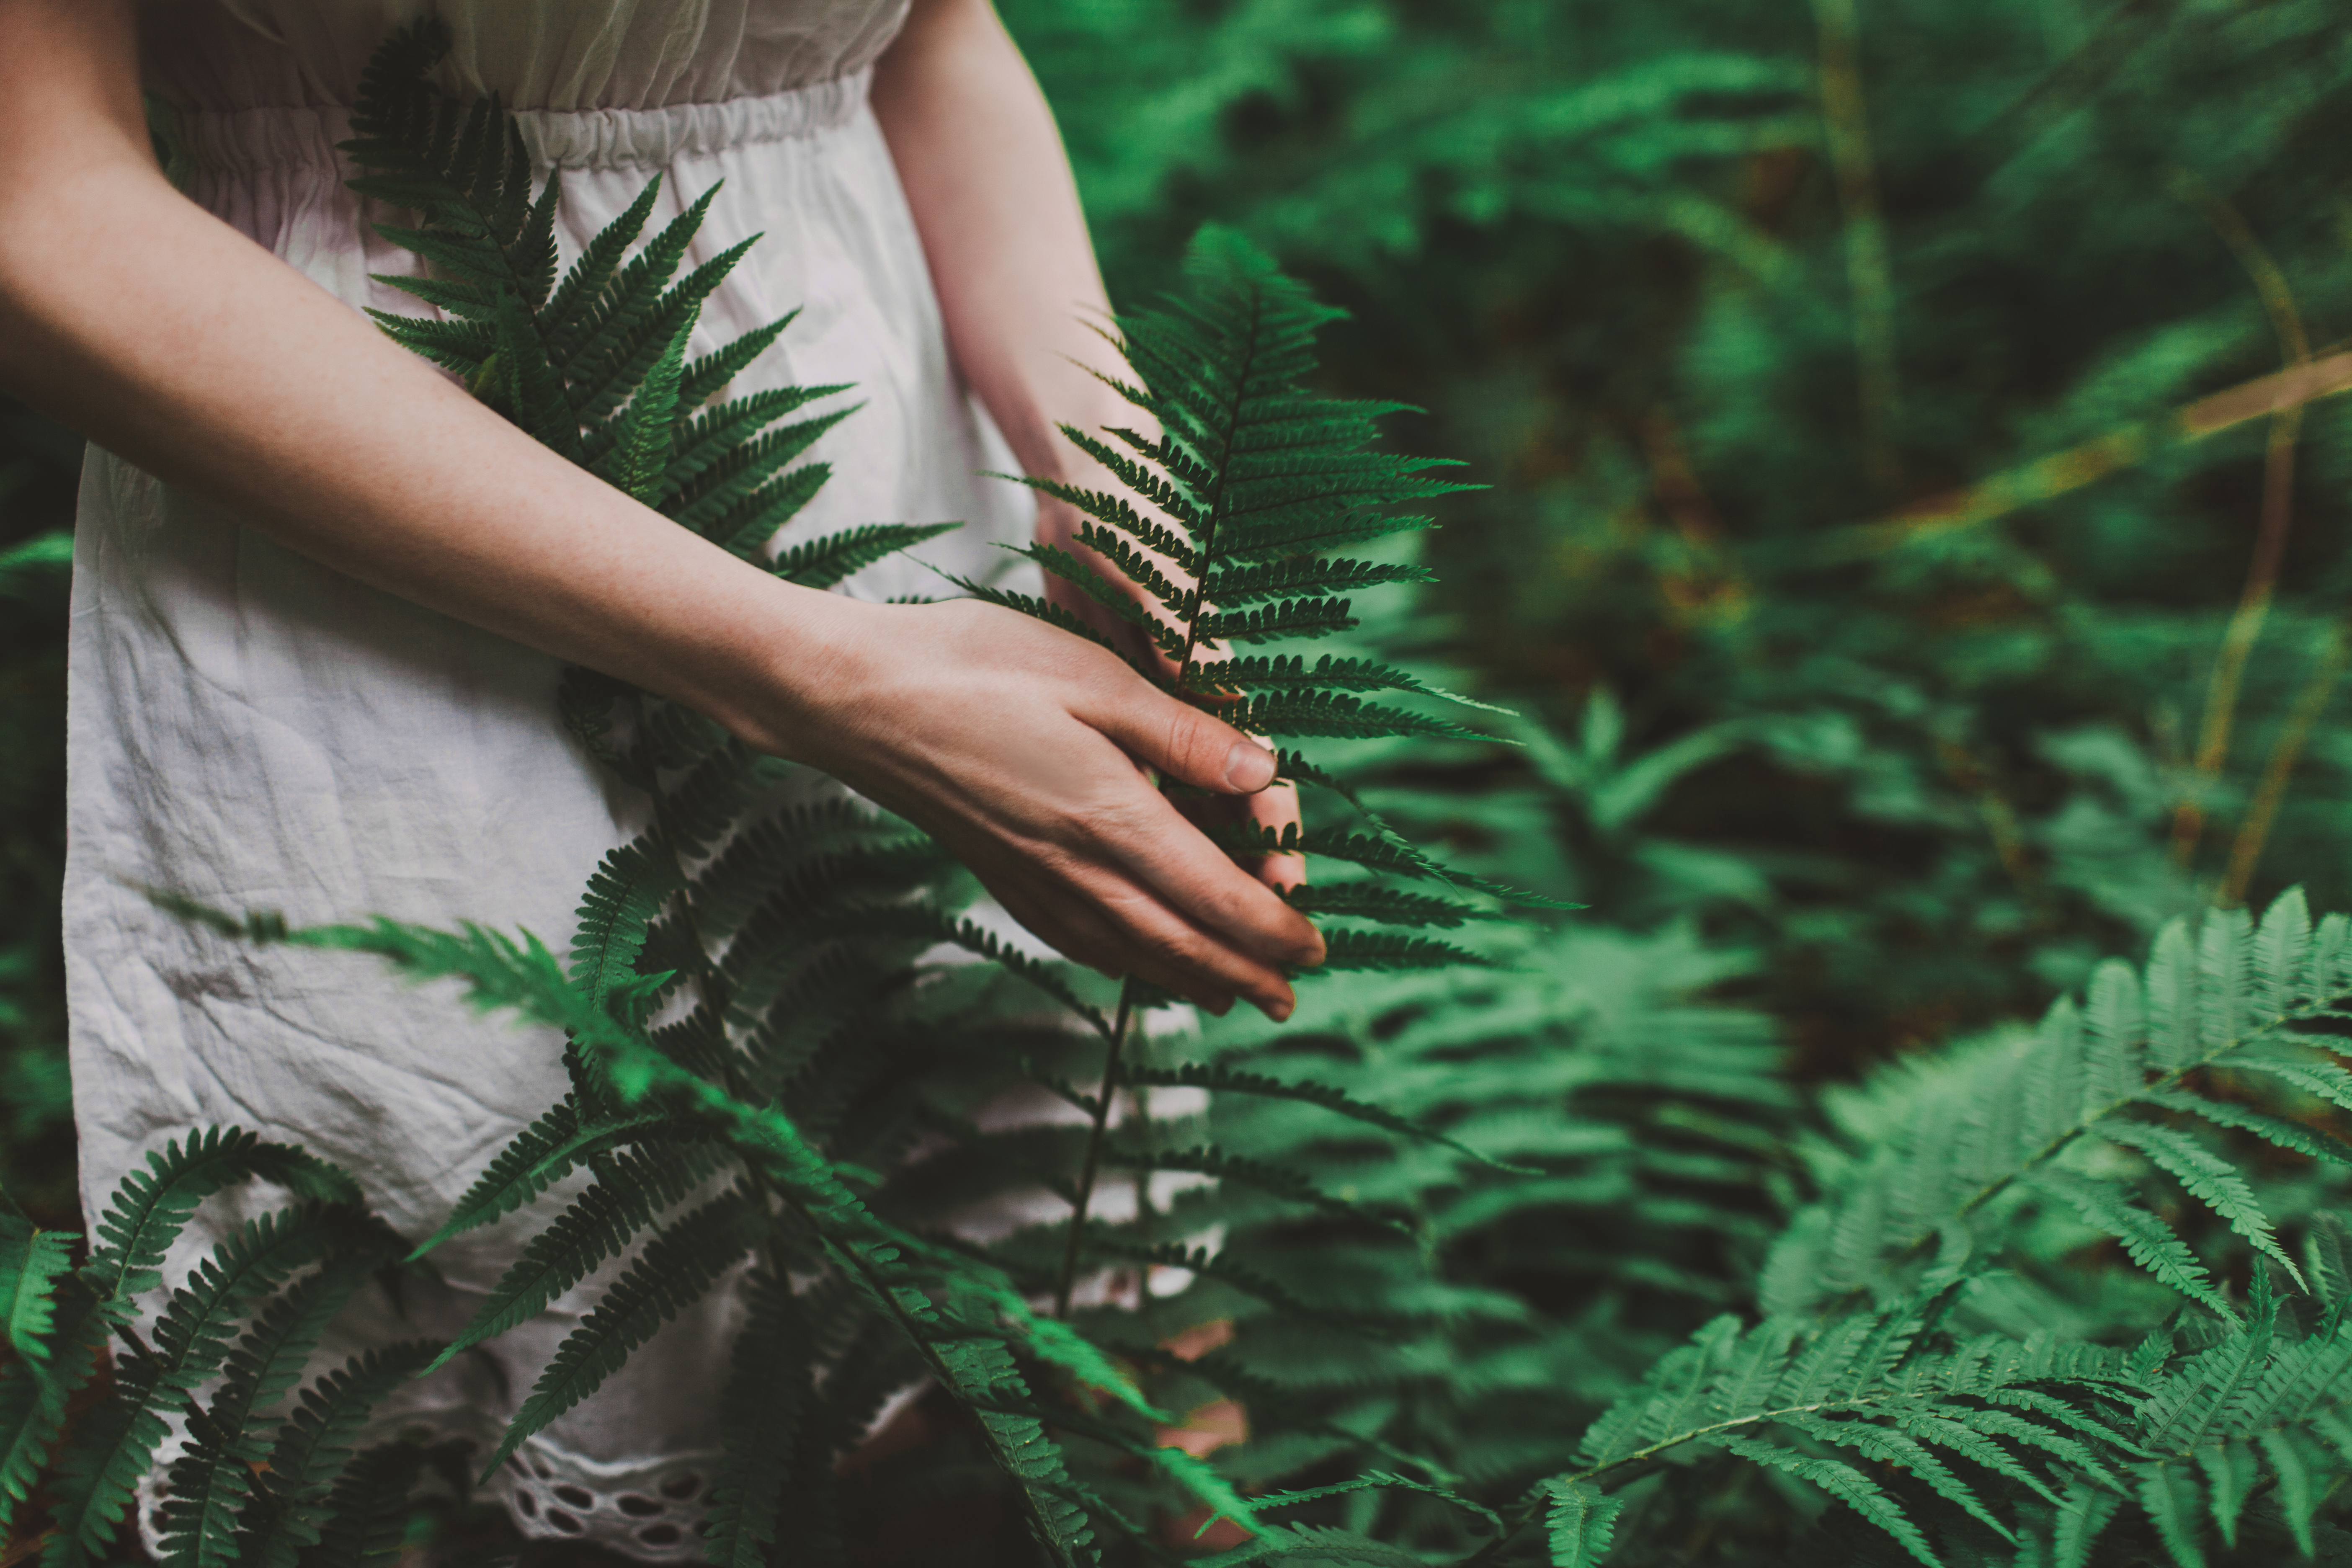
[1102,689,1278,797]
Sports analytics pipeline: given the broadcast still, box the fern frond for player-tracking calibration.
[430,1135,725,1373]
[234,1343,438,1568]
[82,1129,358,1312]
[0,1208,74,1367]
[1120,1060,1520,1167]
[47,1207,344,1566]
[484,1188,765,1476]
[2097,1118,2302,1284]
[155,1255,380,1568]
[569,842,684,1018]
[1544,1478,1626,1568]
[702,1270,812,1568]
[1718,1433,1941,1568]
[773,522,960,589]
[1318,929,1491,972]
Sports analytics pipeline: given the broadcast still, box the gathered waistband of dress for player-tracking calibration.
[168,67,872,177]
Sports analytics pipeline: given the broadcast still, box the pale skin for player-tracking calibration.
[0,0,1321,1017]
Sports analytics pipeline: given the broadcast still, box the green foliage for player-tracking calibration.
[15,3,2352,1566]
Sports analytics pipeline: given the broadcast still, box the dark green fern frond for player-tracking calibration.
[154,1254,382,1568]
[702,1269,813,1568]
[773,521,961,589]
[484,1188,766,1476]
[430,1135,727,1374]
[46,1206,348,1567]
[234,1342,439,1568]
[80,1129,358,1315]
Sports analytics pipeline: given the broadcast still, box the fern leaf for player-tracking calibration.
[2050,1478,2123,1568]
[1195,596,1357,647]
[409,1099,678,1259]
[1318,929,1491,972]
[1202,555,1434,606]
[2141,1086,2352,1166]
[702,1270,811,1568]
[543,178,668,361]
[593,314,691,504]
[234,1343,438,1568]
[570,230,756,426]
[484,1189,764,1476]
[1185,652,1461,703]
[1279,882,1508,929]
[0,1209,74,1367]
[569,841,685,1019]
[1015,544,1186,658]
[155,1256,379,1568]
[1542,1478,1625,1568]
[48,1207,339,1565]
[1719,1432,1941,1568]
[772,522,959,590]
[1120,1060,1522,1169]
[0,1293,98,1533]
[2134,1461,2208,1568]
[673,309,795,410]
[671,404,855,541]
[2097,1119,2301,1284]
[2257,1428,2317,1555]
[82,1128,358,1310]
[2032,1170,2230,1313]
[430,1135,724,1373]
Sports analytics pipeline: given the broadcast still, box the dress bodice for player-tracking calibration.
[138,0,911,113]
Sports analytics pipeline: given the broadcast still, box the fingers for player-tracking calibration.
[971,847,1289,1019]
[1087,685,1277,797]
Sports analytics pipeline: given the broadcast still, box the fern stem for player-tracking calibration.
[1052,985,1135,1319]
[2168,177,2311,869]
[1813,0,1903,493]
[2221,620,2349,906]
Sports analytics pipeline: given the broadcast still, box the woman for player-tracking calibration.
[0,0,1321,1557]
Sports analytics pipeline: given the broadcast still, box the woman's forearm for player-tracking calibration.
[0,0,1320,1013]
[869,0,1132,483]
[0,0,856,750]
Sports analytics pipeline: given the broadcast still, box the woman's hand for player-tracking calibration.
[1035,472,1310,893]
[741,593,1324,1020]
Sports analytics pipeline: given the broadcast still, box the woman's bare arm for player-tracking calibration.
[872,0,1306,881]
[0,0,1321,1016]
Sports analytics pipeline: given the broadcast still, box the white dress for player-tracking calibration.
[67,1,1037,1557]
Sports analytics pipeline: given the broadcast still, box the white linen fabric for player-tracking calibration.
[70,2,1038,1558]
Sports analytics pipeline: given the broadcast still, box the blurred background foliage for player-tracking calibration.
[7,0,2352,1559]
[1002,0,2352,1062]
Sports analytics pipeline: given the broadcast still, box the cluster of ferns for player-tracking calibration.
[10,22,2352,1568]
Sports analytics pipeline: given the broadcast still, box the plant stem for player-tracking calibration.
[2221,620,2349,907]
[1052,983,1135,1318]
[2168,175,2310,867]
[1813,0,1902,492]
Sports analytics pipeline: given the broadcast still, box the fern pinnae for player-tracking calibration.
[46,1207,344,1566]
[154,1254,379,1568]
[429,1137,724,1375]
[484,1187,765,1476]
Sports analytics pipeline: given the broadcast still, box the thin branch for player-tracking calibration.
[1798,350,2352,567]
[1813,0,1903,492]
[1053,988,1135,1318]
[2221,621,2349,908]
[2165,174,2312,868]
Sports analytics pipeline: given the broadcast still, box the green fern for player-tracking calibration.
[1763,890,2352,1318]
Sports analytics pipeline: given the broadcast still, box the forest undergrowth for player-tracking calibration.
[10,1,2352,1564]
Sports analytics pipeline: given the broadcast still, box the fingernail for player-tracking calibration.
[1225,742,1275,792]
[1263,996,1293,1024]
